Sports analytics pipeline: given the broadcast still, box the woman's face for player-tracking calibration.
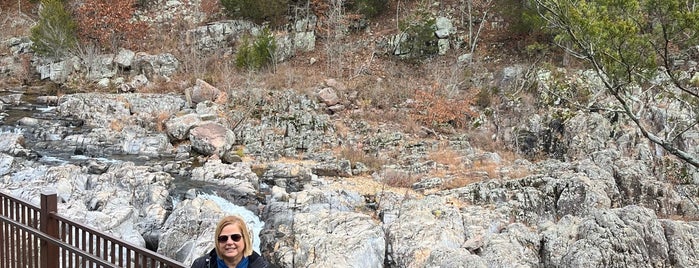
[218,223,246,262]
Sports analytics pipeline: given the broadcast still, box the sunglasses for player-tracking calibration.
[218,234,243,243]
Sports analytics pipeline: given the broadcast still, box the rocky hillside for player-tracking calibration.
[1,0,698,267]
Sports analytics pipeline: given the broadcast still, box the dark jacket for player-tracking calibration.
[191,249,269,268]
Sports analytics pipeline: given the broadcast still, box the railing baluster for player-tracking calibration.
[34,231,39,268]
[90,231,95,258]
[66,224,74,267]
[25,206,32,268]
[61,222,67,268]
[14,199,18,268]
[96,233,101,261]
[1,192,185,268]
[12,199,16,268]
[111,240,117,266]
[102,238,109,260]
[118,242,124,267]
[1,197,6,268]
[0,196,4,268]
[20,204,26,268]
[83,229,88,267]
[102,235,108,262]
[127,248,132,268]
[4,198,9,268]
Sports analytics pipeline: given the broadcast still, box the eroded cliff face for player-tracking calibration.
[0,81,697,267]
[1,1,698,267]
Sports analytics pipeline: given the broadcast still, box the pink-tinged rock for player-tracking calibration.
[188,122,235,157]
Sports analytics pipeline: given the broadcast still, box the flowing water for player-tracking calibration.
[0,87,265,248]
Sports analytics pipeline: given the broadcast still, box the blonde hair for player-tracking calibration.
[214,215,254,258]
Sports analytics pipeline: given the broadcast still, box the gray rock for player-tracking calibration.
[0,133,31,157]
[386,195,465,268]
[121,134,173,157]
[114,48,136,68]
[560,206,669,268]
[267,209,384,268]
[37,59,75,83]
[85,54,116,81]
[435,17,455,39]
[185,20,258,52]
[188,122,236,157]
[540,215,582,267]
[185,79,222,106]
[312,159,352,177]
[165,113,202,141]
[423,247,487,268]
[258,163,313,193]
[58,93,132,127]
[660,220,699,267]
[480,223,541,267]
[133,52,179,79]
[190,160,260,199]
[0,154,14,176]
[125,93,185,116]
[158,197,228,264]
[317,87,340,106]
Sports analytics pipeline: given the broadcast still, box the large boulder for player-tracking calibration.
[188,122,236,157]
[556,206,670,268]
[185,79,223,107]
[165,113,202,141]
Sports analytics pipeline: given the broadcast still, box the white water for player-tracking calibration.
[199,193,265,254]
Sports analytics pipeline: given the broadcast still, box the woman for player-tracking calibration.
[191,215,269,268]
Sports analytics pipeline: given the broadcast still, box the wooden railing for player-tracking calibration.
[0,189,185,268]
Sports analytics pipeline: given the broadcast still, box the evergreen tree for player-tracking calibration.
[30,0,77,58]
[534,0,699,167]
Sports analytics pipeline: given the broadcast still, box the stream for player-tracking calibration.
[0,86,265,253]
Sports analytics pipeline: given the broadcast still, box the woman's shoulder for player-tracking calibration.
[190,249,216,268]
[248,251,270,268]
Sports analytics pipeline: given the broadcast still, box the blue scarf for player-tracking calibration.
[216,256,249,268]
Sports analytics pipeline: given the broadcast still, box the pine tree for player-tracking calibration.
[30,0,78,58]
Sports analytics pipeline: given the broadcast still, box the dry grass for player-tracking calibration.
[0,1,35,59]
[109,118,125,132]
[666,214,699,222]
[327,175,419,197]
[427,146,463,167]
[0,0,534,192]
[382,168,419,188]
[471,159,499,178]
[336,145,385,171]
[262,61,325,92]
[153,111,171,132]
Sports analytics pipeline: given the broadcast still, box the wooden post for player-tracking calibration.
[40,190,58,268]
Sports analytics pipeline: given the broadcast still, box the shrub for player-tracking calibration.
[74,0,148,50]
[30,0,78,58]
[411,85,478,129]
[220,0,288,26]
[235,28,277,71]
[353,0,387,18]
[397,3,438,60]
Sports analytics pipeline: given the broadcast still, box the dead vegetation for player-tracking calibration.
[0,0,536,192]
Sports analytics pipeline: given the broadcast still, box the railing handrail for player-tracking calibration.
[0,192,41,211]
[0,214,119,268]
[50,212,184,267]
[0,190,186,268]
